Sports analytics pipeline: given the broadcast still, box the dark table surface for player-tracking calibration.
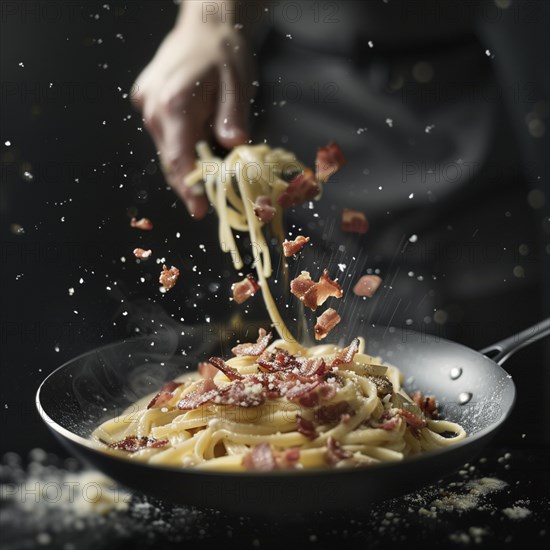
[1,443,548,550]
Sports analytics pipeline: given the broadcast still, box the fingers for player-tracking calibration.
[214,64,250,149]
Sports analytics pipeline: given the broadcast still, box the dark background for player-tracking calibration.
[1,0,549,460]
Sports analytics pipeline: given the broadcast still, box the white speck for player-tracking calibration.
[68,288,74,296]
[408,193,414,199]
[409,234,418,243]
[356,128,367,135]
[18,62,24,67]
[485,49,492,57]
[385,118,393,127]
[4,141,11,146]
[252,81,260,87]
[286,34,292,39]
[120,256,126,263]
[425,124,435,134]
[378,186,383,190]
[338,263,346,272]
[54,345,60,352]
[122,311,128,316]
[408,271,414,277]
[79,278,84,284]
[368,41,374,48]
[23,171,34,181]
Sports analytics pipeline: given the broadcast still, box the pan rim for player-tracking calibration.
[35,331,516,479]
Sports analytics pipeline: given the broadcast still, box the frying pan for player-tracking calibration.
[36,319,549,518]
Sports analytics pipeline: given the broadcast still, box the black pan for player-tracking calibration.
[36,320,549,518]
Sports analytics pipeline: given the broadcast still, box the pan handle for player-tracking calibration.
[479,318,550,365]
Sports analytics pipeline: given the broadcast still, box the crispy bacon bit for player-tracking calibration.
[231,329,273,357]
[325,436,352,465]
[231,274,260,304]
[177,378,218,410]
[369,416,400,431]
[399,408,428,429]
[353,275,382,298]
[253,195,276,223]
[243,442,276,472]
[341,208,369,234]
[314,308,341,340]
[198,361,218,379]
[159,265,180,290]
[257,348,302,373]
[296,415,318,439]
[411,391,438,418]
[315,401,354,425]
[331,338,360,367]
[108,436,168,452]
[282,235,310,257]
[133,248,152,259]
[130,217,153,230]
[277,168,320,208]
[298,357,327,377]
[290,270,343,311]
[147,381,183,409]
[208,357,244,381]
[316,142,346,182]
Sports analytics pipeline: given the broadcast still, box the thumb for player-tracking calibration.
[214,64,249,149]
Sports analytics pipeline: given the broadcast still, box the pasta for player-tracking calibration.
[92,336,466,470]
[92,142,467,470]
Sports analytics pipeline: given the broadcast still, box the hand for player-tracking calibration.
[132,17,254,219]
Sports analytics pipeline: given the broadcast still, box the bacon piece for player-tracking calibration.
[147,381,183,409]
[177,378,218,410]
[231,329,273,357]
[284,380,321,403]
[341,208,369,234]
[198,361,218,379]
[257,348,302,373]
[298,357,327,377]
[253,195,276,223]
[277,168,320,208]
[231,274,260,304]
[399,408,428,429]
[291,270,343,311]
[242,442,276,472]
[108,436,168,452]
[325,436,352,465]
[331,338,360,367]
[159,265,180,290]
[353,275,382,298]
[130,217,153,230]
[296,415,318,440]
[315,401,354,425]
[133,248,152,259]
[314,308,341,340]
[282,235,310,257]
[369,416,400,431]
[281,448,301,465]
[214,379,266,407]
[411,391,438,418]
[316,142,346,182]
[208,357,244,381]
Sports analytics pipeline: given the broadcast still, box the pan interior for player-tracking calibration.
[37,326,515,460]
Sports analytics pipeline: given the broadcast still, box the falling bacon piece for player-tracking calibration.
[108,436,168,452]
[177,378,218,410]
[341,208,369,234]
[242,442,276,472]
[231,328,273,357]
[282,235,310,257]
[277,168,320,208]
[159,265,180,290]
[130,217,153,230]
[316,142,346,182]
[315,401,354,425]
[411,391,438,419]
[208,357,244,381]
[198,361,218,380]
[253,195,276,223]
[296,415,318,440]
[331,338,360,367]
[231,274,260,304]
[133,248,152,260]
[353,275,382,298]
[314,308,341,340]
[291,270,343,311]
[325,436,353,465]
[147,381,183,409]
